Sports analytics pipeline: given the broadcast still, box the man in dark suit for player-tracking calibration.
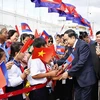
[79,31,98,100]
[61,29,97,100]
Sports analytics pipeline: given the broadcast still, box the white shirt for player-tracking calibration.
[7,64,23,87]
[27,58,47,85]
[73,39,78,49]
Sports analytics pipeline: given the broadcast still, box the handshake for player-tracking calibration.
[47,63,72,80]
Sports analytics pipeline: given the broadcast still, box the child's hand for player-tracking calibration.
[21,69,30,80]
[48,70,58,77]
[6,61,14,69]
[23,69,30,75]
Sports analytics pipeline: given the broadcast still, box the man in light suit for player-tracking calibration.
[61,29,96,100]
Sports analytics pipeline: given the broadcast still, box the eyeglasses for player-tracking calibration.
[48,40,53,43]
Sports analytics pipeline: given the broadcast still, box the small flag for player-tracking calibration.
[65,53,74,65]
[21,23,32,32]
[20,38,34,53]
[32,46,55,63]
[34,29,40,38]
[41,30,49,42]
[15,25,20,35]
[89,27,93,37]
[0,62,8,88]
[56,46,65,55]
[60,24,65,33]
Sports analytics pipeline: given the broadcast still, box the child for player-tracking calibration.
[27,38,58,100]
[5,42,30,100]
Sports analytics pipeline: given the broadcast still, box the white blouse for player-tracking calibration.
[7,64,23,87]
[27,58,47,85]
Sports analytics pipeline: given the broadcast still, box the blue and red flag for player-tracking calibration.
[21,23,32,32]
[48,8,59,13]
[41,0,62,4]
[41,30,49,42]
[56,45,65,55]
[60,2,75,14]
[81,17,90,27]
[65,53,74,65]
[0,62,8,88]
[31,0,61,8]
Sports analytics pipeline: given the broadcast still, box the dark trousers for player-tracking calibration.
[29,86,48,100]
[74,80,93,100]
[54,79,74,100]
[5,84,24,100]
[91,81,98,100]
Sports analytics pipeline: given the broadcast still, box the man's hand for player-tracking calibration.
[96,46,100,56]
[59,71,68,80]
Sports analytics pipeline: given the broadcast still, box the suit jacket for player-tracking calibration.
[89,42,100,80]
[68,39,96,87]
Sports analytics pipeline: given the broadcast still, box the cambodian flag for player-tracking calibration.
[65,53,74,65]
[56,46,65,55]
[41,0,62,4]
[31,0,61,8]
[41,30,49,42]
[21,23,32,32]
[0,62,8,88]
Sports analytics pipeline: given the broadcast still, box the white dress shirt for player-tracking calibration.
[7,64,23,87]
[27,58,47,85]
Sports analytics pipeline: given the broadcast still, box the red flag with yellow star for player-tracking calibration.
[32,46,55,63]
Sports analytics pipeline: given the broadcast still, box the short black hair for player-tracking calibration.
[9,42,23,60]
[79,31,88,39]
[20,33,30,43]
[48,35,53,42]
[7,30,17,39]
[33,38,46,48]
[64,29,78,38]
[56,34,61,38]
[96,31,100,35]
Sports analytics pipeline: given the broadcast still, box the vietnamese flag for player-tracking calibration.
[41,0,62,4]
[48,45,56,56]
[20,38,34,53]
[32,46,55,63]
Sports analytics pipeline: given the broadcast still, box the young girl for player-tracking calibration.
[5,42,30,100]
